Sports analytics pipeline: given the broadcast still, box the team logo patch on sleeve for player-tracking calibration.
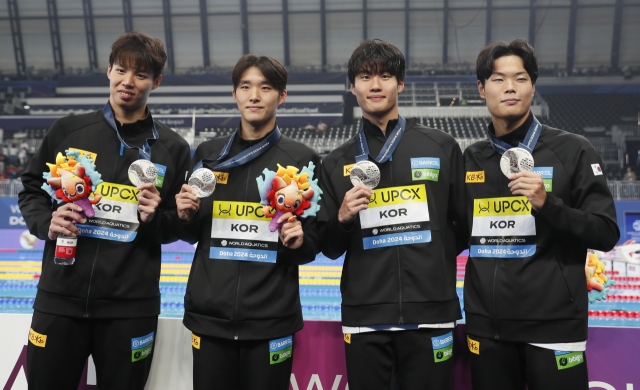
[344,334,352,344]
[554,350,584,370]
[213,171,229,184]
[467,336,479,355]
[591,164,603,176]
[153,164,167,188]
[269,335,293,364]
[29,328,47,348]
[466,171,485,183]
[131,332,154,362]
[532,167,553,192]
[343,164,355,176]
[431,332,454,362]
[411,158,440,182]
[191,333,201,349]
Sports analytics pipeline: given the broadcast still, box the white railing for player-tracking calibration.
[0,179,23,196]
[607,181,640,200]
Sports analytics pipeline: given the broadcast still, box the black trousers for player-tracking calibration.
[344,328,455,390]
[191,333,294,390]
[467,334,589,390]
[27,310,158,390]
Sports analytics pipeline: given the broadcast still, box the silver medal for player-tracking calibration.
[188,168,217,198]
[128,159,158,186]
[350,160,381,189]
[500,147,534,177]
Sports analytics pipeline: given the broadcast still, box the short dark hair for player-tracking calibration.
[476,39,538,86]
[348,39,405,85]
[109,31,167,80]
[232,55,287,93]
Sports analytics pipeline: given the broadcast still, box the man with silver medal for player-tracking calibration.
[318,39,467,390]
[174,55,321,390]
[462,39,619,390]
[18,32,192,390]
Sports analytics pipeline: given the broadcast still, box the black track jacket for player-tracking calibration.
[318,118,466,326]
[463,114,619,343]
[176,130,321,341]
[19,109,192,319]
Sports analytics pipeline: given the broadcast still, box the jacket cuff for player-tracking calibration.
[339,219,356,232]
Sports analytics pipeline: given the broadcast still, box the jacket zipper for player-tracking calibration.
[84,151,120,317]
[233,162,252,340]
[234,263,242,340]
[491,261,499,339]
[388,155,403,324]
[492,161,503,339]
[84,241,101,318]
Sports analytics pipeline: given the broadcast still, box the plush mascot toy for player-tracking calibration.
[585,253,615,303]
[42,150,103,218]
[257,163,322,232]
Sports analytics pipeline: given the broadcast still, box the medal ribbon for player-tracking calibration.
[193,127,281,172]
[355,116,406,163]
[102,103,158,161]
[487,115,542,155]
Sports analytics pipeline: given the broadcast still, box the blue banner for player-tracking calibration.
[76,224,137,242]
[0,198,25,229]
[470,245,536,258]
[362,230,431,250]
[131,332,155,350]
[209,247,277,263]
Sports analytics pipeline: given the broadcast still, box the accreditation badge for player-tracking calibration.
[209,200,279,263]
[470,196,536,258]
[358,184,431,250]
[75,182,140,242]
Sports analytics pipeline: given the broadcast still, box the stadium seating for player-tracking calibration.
[543,94,639,134]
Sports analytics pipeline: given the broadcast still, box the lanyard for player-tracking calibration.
[355,116,406,163]
[102,103,158,160]
[193,127,281,172]
[487,115,542,155]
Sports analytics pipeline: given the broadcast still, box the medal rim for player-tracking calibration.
[349,160,381,189]
[500,147,535,177]
[128,159,159,186]
[189,167,217,198]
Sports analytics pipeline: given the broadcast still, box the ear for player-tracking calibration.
[232,89,238,104]
[477,80,486,99]
[301,187,314,200]
[74,165,85,177]
[107,65,112,79]
[350,84,356,95]
[272,176,287,190]
[152,74,162,90]
[278,89,287,106]
[397,79,405,94]
[47,177,61,188]
[531,83,535,96]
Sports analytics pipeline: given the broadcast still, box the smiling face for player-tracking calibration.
[350,71,404,126]
[232,66,287,138]
[107,62,161,122]
[478,55,535,134]
[54,169,88,201]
